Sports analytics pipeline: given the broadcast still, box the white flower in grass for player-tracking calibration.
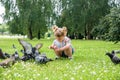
[27,62,30,64]
[14,73,19,77]
[4,70,11,76]
[13,67,17,70]
[82,70,85,73]
[104,70,108,73]
[90,71,96,75]
[79,77,83,80]
[70,77,74,80]
[72,71,77,75]
[78,65,82,68]
[3,73,7,76]
[75,65,82,71]
[33,70,37,72]
[21,62,26,67]
[7,70,11,73]
[66,63,70,69]
[97,78,100,80]
[64,74,67,76]
[102,61,106,65]
[33,62,36,64]
[30,79,33,80]
[66,66,69,69]
[20,75,24,78]
[33,74,36,77]
[18,74,21,77]
[45,77,49,80]
[36,74,40,76]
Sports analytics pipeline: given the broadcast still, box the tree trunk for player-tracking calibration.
[85,24,91,40]
[28,27,33,40]
[85,26,87,39]
[37,30,41,39]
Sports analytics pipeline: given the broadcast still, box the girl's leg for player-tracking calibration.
[64,47,72,59]
[54,50,62,58]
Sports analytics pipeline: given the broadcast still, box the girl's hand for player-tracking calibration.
[49,45,54,49]
[53,46,57,49]
[49,45,58,49]
[55,48,62,52]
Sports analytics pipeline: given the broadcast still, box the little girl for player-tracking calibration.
[49,25,74,60]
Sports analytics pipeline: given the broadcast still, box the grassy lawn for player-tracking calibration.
[0,39,120,80]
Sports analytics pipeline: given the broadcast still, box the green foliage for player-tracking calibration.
[1,0,119,41]
[0,24,9,34]
[1,0,53,39]
[56,0,110,39]
[0,39,120,80]
[92,7,120,43]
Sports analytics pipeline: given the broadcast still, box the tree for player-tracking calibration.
[0,24,9,34]
[92,7,120,43]
[56,0,110,39]
[0,0,53,39]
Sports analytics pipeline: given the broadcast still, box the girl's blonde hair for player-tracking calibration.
[52,25,67,37]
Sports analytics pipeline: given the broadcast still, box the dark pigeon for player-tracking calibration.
[114,50,120,53]
[35,53,53,64]
[18,39,43,61]
[0,48,10,59]
[18,39,53,63]
[106,50,120,64]
[0,52,20,68]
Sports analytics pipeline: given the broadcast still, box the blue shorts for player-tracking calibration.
[61,48,74,58]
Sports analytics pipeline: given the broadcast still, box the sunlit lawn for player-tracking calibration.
[0,38,120,80]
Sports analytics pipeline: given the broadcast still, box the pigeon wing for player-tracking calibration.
[35,43,43,50]
[18,39,32,54]
[115,50,120,53]
[112,56,120,64]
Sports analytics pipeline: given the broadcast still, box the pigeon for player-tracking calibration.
[114,50,120,53]
[106,50,120,64]
[0,52,20,68]
[18,39,53,63]
[35,53,53,64]
[0,45,20,68]
[0,48,10,59]
[18,39,43,61]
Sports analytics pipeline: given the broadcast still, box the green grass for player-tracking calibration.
[0,39,120,80]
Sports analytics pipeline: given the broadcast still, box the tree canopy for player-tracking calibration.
[1,0,53,39]
[0,0,119,42]
[56,0,110,39]
[92,7,120,43]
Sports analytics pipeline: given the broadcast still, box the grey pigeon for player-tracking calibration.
[106,50,120,64]
[35,53,53,64]
[18,39,53,63]
[0,48,10,59]
[18,39,43,61]
[0,53,19,68]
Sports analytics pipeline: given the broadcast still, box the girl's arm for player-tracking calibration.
[49,44,54,49]
[49,44,58,49]
[57,43,71,51]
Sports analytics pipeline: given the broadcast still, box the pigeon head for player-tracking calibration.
[0,48,2,54]
[106,52,114,59]
[32,47,37,53]
[11,52,19,60]
[111,50,116,55]
[14,52,20,60]
[32,47,40,57]
[0,48,2,52]
[0,48,3,54]
[0,48,3,57]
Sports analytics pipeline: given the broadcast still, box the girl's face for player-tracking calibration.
[56,36,65,42]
